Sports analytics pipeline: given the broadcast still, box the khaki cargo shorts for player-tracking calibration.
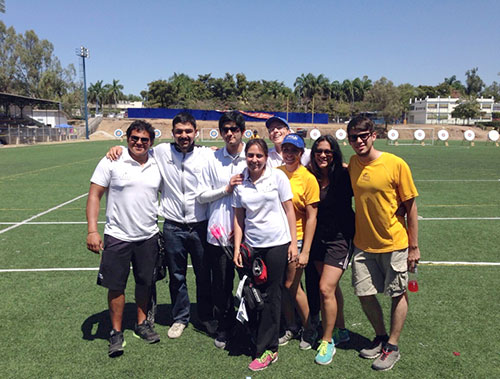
[351,246,408,297]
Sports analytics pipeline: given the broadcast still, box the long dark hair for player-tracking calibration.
[308,134,344,184]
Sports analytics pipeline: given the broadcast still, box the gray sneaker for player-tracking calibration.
[278,329,299,346]
[359,336,388,359]
[299,328,318,350]
[108,329,126,358]
[372,347,401,371]
[133,320,160,343]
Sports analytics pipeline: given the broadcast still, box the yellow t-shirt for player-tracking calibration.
[348,152,418,253]
[278,165,320,240]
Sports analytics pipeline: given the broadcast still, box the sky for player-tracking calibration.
[2,0,500,96]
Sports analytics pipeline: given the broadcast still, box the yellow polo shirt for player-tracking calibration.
[278,165,320,240]
[348,152,418,253]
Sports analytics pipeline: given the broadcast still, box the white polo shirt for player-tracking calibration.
[268,146,311,168]
[153,143,213,223]
[90,149,161,242]
[232,167,293,248]
[197,145,247,246]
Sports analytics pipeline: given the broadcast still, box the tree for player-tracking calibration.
[398,83,418,122]
[451,101,480,125]
[465,67,484,96]
[88,80,106,112]
[107,79,124,108]
[364,77,403,129]
[482,81,500,102]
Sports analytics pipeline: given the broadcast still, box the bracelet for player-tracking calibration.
[88,231,99,234]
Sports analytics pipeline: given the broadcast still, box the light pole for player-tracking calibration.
[76,46,90,139]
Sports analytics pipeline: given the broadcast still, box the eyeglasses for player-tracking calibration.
[348,132,372,143]
[130,136,150,144]
[221,126,240,134]
[314,149,333,156]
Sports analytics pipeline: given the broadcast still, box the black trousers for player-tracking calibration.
[205,243,235,333]
[305,258,321,324]
[253,243,289,356]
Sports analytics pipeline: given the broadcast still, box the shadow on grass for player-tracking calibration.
[81,302,174,341]
[335,330,372,353]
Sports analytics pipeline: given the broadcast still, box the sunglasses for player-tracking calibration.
[314,149,333,156]
[221,126,240,134]
[348,132,372,143]
[130,136,150,144]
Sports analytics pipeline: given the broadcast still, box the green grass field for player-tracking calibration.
[1,139,499,378]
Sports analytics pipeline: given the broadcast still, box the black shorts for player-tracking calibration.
[97,234,159,291]
[310,237,352,270]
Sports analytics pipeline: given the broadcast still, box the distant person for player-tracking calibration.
[265,116,311,167]
[276,134,319,351]
[250,129,261,139]
[86,120,161,357]
[347,116,420,371]
[307,135,354,365]
[106,112,215,340]
[196,111,247,349]
[233,138,298,372]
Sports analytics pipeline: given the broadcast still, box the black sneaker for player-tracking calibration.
[108,329,126,357]
[133,320,160,344]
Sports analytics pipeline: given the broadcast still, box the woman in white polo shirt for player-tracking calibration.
[232,139,298,372]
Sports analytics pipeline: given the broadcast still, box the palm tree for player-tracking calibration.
[107,79,124,108]
[88,80,105,113]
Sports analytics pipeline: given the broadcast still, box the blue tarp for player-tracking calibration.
[128,108,328,124]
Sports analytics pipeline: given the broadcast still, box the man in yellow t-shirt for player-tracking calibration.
[347,116,420,372]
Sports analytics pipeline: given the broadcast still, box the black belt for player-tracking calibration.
[164,219,207,229]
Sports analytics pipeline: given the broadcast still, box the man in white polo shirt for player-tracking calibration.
[196,111,247,349]
[86,120,161,357]
[107,112,215,339]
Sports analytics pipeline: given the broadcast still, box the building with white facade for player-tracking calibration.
[28,109,69,127]
[408,96,494,124]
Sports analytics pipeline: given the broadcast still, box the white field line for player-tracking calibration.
[415,179,500,182]
[0,194,88,235]
[0,265,194,273]
[0,262,498,273]
[420,261,500,266]
[418,217,500,220]
[2,217,500,226]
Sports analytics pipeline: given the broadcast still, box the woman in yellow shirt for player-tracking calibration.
[277,133,320,351]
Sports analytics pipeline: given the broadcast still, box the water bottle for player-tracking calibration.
[408,265,419,293]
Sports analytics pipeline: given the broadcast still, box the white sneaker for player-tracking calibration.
[168,322,186,339]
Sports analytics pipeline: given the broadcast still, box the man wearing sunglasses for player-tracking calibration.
[196,111,247,349]
[86,120,162,357]
[106,112,215,340]
[347,116,420,371]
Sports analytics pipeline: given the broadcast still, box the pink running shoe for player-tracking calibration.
[248,350,278,371]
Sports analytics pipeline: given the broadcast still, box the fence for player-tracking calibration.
[0,126,85,145]
[128,108,329,124]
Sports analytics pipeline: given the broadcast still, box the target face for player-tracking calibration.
[244,130,253,138]
[437,129,449,141]
[113,129,123,138]
[414,129,425,141]
[464,130,475,141]
[209,129,219,139]
[488,130,499,142]
[387,129,399,141]
[154,129,162,138]
[335,129,347,140]
[310,128,321,140]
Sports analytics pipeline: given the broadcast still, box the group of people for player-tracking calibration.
[86,111,420,372]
